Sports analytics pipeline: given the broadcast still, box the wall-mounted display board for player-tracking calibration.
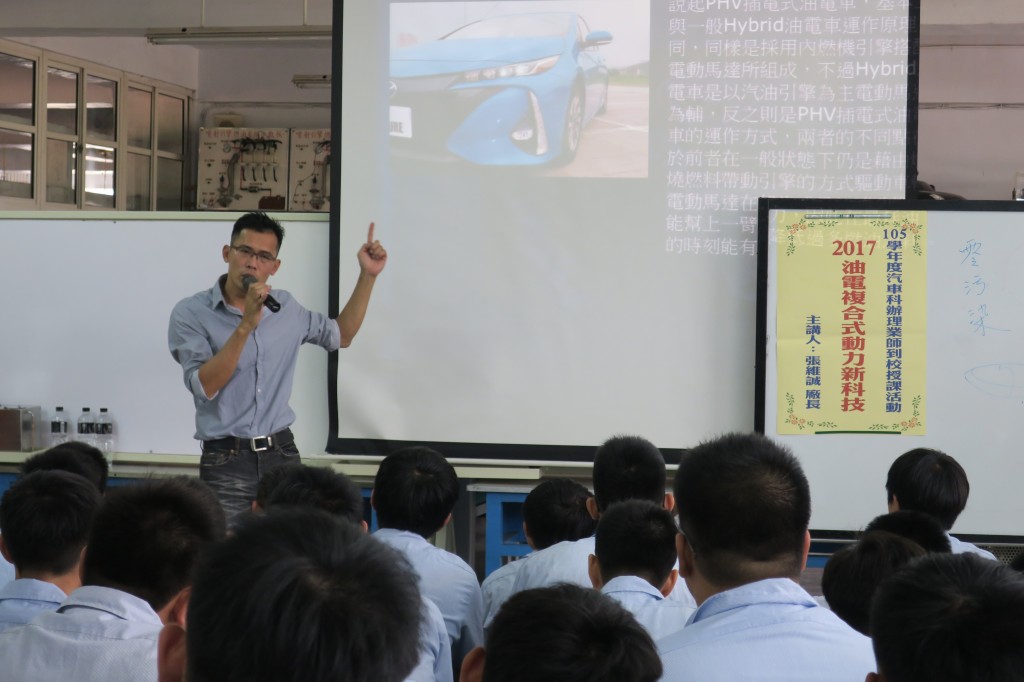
[289,129,331,212]
[197,128,290,211]
[757,199,1024,538]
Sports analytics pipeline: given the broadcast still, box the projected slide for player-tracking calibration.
[334,0,916,458]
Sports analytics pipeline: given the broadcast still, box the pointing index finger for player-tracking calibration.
[367,221,375,245]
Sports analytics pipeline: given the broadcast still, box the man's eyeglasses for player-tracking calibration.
[231,245,277,264]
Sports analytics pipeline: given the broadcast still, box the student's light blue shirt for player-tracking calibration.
[406,596,454,682]
[600,575,693,641]
[0,579,66,631]
[168,276,340,440]
[481,552,531,628]
[947,533,998,560]
[373,528,484,668]
[658,578,875,682]
[0,585,163,682]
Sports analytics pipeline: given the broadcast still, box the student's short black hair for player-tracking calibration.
[82,477,226,611]
[373,447,458,538]
[22,441,108,493]
[0,470,101,575]
[483,584,662,682]
[264,464,365,526]
[522,478,596,550]
[674,432,810,586]
[187,509,422,682]
[595,500,678,588]
[592,435,666,512]
[886,448,969,530]
[864,510,952,554]
[253,463,303,510]
[821,531,926,635]
[232,211,284,251]
[871,553,1024,682]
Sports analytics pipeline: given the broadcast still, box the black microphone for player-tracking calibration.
[241,275,281,313]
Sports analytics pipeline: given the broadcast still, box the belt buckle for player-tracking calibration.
[251,436,271,452]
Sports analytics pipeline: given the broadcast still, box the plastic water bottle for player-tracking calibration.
[49,406,69,447]
[77,407,96,446]
[95,407,115,460]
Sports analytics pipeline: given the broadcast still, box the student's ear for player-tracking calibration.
[360,519,369,534]
[370,489,377,510]
[800,530,811,572]
[442,512,453,528]
[157,623,187,682]
[588,554,603,590]
[585,496,600,520]
[460,646,486,682]
[866,672,886,682]
[663,492,676,513]
[0,535,11,564]
[158,587,191,627]
[251,500,262,514]
[887,494,900,513]
[660,568,679,598]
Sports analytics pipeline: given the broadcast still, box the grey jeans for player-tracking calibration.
[199,435,299,521]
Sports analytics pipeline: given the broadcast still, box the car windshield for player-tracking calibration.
[442,13,572,40]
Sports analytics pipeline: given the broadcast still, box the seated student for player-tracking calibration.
[460,584,663,682]
[869,553,1024,682]
[863,510,952,554]
[659,433,874,681]
[0,441,111,586]
[372,447,483,671]
[885,448,995,559]
[0,477,226,682]
[263,463,452,682]
[158,508,423,682]
[481,478,595,626]
[588,500,695,640]
[0,471,101,630]
[511,436,693,606]
[820,531,926,635]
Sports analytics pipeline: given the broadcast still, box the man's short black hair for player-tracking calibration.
[264,464,365,526]
[232,211,285,252]
[886,448,969,530]
[592,435,666,512]
[864,510,952,554]
[82,477,226,611]
[0,470,101,575]
[483,584,662,682]
[674,432,811,586]
[187,509,422,682]
[870,553,1024,682]
[595,500,678,588]
[22,441,108,493]
[253,463,303,510]
[373,447,458,538]
[522,478,596,550]
[821,531,926,635]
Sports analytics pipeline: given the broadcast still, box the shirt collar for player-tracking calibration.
[601,575,665,601]
[0,578,67,603]
[57,585,162,625]
[691,577,817,624]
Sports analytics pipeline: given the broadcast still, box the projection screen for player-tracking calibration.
[329,0,919,460]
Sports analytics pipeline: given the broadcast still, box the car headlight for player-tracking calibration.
[460,55,559,83]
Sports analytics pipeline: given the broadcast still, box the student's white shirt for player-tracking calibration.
[947,533,998,560]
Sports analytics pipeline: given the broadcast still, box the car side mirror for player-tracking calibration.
[583,30,613,47]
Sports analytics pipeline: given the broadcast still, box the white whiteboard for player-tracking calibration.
[2,213,332,456]
[759,199,1024,536]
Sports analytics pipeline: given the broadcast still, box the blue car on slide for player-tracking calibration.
[389,12,613,165]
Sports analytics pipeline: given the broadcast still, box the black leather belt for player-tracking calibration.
[202,428,294,453]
